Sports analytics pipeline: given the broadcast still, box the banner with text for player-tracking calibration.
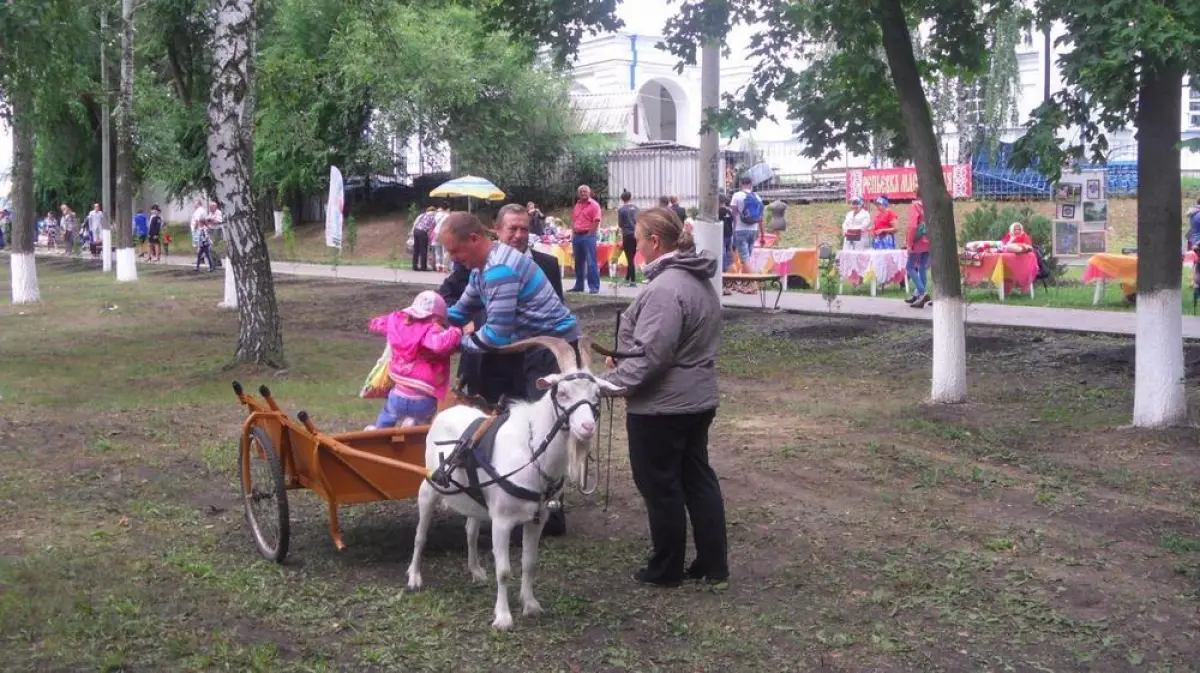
[846,165,972,201]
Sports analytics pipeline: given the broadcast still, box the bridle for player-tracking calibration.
[431,370,606,506]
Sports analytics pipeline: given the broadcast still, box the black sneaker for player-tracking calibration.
[685,563,729,584]
[633,567,682,588]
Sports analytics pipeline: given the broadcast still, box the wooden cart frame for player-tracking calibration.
[233,381,453,563]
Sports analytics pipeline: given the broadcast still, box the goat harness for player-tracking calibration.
[428,372,602,519]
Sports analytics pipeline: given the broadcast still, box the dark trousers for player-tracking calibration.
[626,409,728,583]
[458,345,571,404]
[195,242,214,270]
[622,232,638,283]
[412,229,430,271]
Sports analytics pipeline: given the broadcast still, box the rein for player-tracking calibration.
[432,371,602,503]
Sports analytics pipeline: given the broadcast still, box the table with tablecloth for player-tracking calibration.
[835,249,908,296]
[1081,252,1198,304]
[734,247,819,288]
[536,232,783,278]
[959,252,1039,300]
[537,241,619,275]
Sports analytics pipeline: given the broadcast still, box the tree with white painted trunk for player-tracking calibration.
[1012,0,1200,427]
[114,0,138,283]
[208,0,284,367]
[662,0,1019,403]
[6,90,40,304]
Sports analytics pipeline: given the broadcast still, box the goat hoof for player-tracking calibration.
[522,600,543,617]
[492,614,514,631]
[405,577,423,593]
[469,566,488,583]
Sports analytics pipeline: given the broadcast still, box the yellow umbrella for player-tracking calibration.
[429,175,505,201]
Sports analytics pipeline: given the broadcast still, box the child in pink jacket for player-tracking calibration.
[365,290,462,429]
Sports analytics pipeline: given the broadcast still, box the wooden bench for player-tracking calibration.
[723,273,785,310]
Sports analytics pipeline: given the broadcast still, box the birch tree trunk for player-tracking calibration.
[1132,63,1186,427]
[114,0,138,282]
[8,90,40,304]
[875,0,967,403]
[208,0,285,367]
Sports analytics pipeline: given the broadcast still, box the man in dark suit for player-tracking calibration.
[435,203,568,536]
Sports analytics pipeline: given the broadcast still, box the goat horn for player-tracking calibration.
[481,336,580,372]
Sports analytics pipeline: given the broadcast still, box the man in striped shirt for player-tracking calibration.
[441,212,580,401]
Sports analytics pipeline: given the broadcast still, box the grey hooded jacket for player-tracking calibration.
[601,250,721,415]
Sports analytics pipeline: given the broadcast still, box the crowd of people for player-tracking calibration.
[0,201,168,261]
[840,195,933,307]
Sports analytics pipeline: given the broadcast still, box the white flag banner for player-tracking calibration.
[326,165,344,249]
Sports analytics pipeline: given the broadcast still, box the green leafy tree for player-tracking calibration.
[1,0,95,302]
[1010,0,1200,427]
[664,0,1020,403]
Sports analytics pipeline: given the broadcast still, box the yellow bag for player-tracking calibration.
[359,344,393,399]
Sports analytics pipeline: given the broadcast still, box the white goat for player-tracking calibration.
[405,336,623,630]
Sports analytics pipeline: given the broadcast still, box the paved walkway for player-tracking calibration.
[98,253,1200,339]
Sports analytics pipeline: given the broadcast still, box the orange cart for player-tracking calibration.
[232,381,466,563]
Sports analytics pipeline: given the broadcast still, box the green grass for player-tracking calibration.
[3,257,1200,671]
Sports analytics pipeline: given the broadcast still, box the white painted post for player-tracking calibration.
[102,229,113,272]
[692,220,723,297]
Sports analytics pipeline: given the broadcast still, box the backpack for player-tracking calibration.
[740,190,764,225]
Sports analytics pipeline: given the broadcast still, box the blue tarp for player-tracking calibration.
[970,141,1139,198]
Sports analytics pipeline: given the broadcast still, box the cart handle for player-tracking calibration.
[297,410,317,434]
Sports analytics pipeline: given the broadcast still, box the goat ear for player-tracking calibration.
[535,375,559,391]
[595,378,626,396]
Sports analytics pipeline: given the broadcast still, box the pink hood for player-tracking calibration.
[369,311,462,400]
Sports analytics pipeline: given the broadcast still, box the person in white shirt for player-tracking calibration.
[729,176,765,269]
[841,197,872,251]
[86,203,108,239]
[429,205,449,272]
[189,200,208,247]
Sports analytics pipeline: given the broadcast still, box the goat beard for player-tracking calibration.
[565,437,590,486]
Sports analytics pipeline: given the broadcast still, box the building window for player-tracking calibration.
[1191,77,1200,128]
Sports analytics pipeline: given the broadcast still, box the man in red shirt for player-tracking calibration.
[569,184,603,293]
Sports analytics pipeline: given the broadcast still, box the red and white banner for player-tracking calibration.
[846,165,972,201]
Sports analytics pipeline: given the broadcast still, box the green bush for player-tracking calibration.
[961,202,1052,247]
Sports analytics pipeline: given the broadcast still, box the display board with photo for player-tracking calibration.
[1058,203,1078,220]
[1079,231,1107,254]
[1083,200,1108,223]
[1054,182,1083,203]
[1054,220,1079,256]
[1086,178,1103,200]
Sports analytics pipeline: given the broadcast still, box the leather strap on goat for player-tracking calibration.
[429,412,563,507]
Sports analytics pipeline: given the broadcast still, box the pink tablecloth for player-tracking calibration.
[836,249,908,286]
[960,252,1039,293]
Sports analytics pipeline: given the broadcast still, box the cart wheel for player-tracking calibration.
[240,425,290,563]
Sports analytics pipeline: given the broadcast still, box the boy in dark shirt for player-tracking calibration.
[147,206,164,262]
[719,194,735,272]
[617,190,640,286]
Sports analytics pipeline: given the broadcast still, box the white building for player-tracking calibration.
[563,26,1200,176]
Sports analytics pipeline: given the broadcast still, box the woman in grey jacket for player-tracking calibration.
[601,207,729,587]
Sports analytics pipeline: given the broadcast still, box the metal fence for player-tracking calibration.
[606,146,751,210]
